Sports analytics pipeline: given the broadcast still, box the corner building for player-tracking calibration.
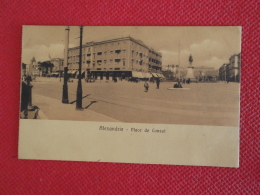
[68,37,162,80]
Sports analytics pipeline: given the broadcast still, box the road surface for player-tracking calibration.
[31,77,240,126]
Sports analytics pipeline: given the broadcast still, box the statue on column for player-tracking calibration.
[189,54,193,65]
[185,54,197,83]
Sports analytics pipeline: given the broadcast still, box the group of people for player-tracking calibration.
[173,81,182,88]
[144,77,161,92]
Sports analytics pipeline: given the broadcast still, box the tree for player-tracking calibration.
[21,63,27,76]
[21,63,26,70]
[38,61,54,76]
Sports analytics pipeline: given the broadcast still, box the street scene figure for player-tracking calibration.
[173,81,183,88]
[144,81,149,92]
[186,78,191,84]
[156,78,160,89]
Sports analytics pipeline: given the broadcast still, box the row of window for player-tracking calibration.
[70,41,128,55]
[68,50,160,61]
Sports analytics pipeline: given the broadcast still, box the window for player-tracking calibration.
[97,60,102,65]
[110,51,114,58]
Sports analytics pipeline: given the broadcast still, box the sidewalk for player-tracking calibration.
[32,93,120,122]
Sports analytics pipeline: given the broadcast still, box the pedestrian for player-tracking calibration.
[156,78,160,89]
[173,81,183,88]
[186,78,190,84]
[144,81,149,92]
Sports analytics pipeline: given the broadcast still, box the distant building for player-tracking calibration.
[229,53,241,82]
[218,63,229,82]
[193,66,217,81]
[67,37,162,80]
[26,57,39,76]
[50,58,64,72]
[218,53,240,82]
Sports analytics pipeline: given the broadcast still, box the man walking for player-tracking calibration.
[144,81,149,92]
[156,78,160,89]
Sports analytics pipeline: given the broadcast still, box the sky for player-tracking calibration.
[22,26,241,70]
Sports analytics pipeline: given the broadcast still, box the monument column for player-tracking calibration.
[185,54,197,83]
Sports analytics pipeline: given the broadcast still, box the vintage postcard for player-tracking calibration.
[19,26,241,167]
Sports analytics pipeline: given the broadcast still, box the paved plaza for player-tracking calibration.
[30,77,240,127]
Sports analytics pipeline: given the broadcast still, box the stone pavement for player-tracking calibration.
[32,93,119,122]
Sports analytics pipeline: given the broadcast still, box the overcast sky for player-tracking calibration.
[22,26,241,69]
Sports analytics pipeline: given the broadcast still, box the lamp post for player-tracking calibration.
[59,61,61,82]
[62,26,70,103]
[76,26,83,110]
[224,64,227,82]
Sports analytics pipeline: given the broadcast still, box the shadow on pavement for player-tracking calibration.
[70,94,91,104]
[85,101,97,109]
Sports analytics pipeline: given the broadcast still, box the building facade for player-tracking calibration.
[229,53,241,82]
[26,57,40,76]
[218,53,240,82]
[50,58,64,72]
[67,37,162,80]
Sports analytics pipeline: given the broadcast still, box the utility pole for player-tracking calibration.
[62,26,69,103]
[76,26,83,110]
[59,61,61,82]
[178,41,181,80]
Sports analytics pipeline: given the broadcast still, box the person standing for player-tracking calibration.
[144,81,149,92]
[156,78,160,89]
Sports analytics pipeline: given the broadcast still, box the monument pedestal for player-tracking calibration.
[186,66,197,82]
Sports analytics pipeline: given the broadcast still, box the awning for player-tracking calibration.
[143,73,152,78]
[132,71,144,78]
[137,72,144,78]
[76,70,85,75]
[131,71,139,77]
[69,70,77,74]
[151,73,159,77]
[160,74,166,78]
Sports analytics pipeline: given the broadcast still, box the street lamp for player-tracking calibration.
[59,61,61,82]
[224,64,227,82]
[76,26,83,110]
[62,26,70,104]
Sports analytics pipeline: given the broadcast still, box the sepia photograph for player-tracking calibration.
[20,26,241,127]
[19,26,241,167]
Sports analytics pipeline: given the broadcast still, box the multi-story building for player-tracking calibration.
[228,53,240,82]
[67,36,162,80]
[218,63,229,82]
[218,53,240,82]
